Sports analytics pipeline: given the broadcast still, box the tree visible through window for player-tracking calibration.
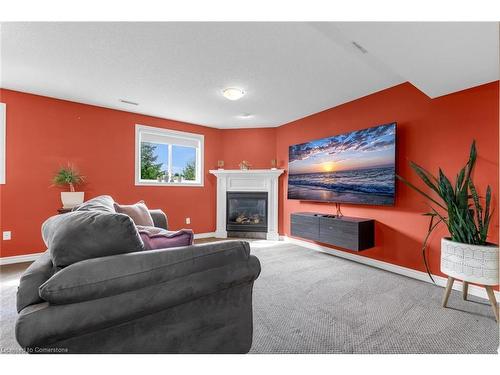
[172,145,196,181]
[182,161,196,180]
[140,142,166,180]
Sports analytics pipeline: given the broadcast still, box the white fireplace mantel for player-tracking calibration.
[209,169,285,240]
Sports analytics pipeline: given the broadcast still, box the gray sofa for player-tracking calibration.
[15,196,261,353]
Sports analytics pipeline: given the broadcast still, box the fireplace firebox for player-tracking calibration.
[226,192,268,234]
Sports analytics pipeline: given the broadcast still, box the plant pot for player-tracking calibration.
[60,192,85,209]
[441,237,499,285]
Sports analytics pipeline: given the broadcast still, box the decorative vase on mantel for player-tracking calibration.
[239,160,251,170]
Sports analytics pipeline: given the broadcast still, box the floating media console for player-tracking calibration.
[290,212,375,251]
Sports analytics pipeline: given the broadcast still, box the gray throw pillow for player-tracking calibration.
[42,211,144,268]
[73,195,116,213]
[113,200,155,226]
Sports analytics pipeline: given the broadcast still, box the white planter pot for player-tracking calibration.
[441,237,499,285]
[60,192,85,209]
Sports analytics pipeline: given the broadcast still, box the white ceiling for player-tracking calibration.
[1,22,498,129]
[333,22,500,98]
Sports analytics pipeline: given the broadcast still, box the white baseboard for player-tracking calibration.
[0,252,44,266]
[282,236,500,301]
[193,232,216,239]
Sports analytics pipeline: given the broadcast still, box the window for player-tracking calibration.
[135,125,204,186]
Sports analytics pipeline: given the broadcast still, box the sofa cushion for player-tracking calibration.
[114,201,155,227]
[73,195,115,213]
[137,226,193,250]
[38,241,256,305]
[149,209,168,230]
[16,251,55,312]
[42,211,144,268]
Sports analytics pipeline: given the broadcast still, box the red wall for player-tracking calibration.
[1,81,498,281]
[0,89,223,257]
[277,82,499,277]
[221,128,277,169]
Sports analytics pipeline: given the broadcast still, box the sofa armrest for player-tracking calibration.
[39,240,260,305]
[149,209,168,229]
[17,251,55,312]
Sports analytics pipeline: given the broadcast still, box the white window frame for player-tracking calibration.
[135,124,204,187]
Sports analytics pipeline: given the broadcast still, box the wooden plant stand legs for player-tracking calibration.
[485,286,499,322]
[442,276,499,322]
[462,281,469,301]
[442,276,455,307]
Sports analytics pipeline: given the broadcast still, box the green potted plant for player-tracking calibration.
[397,141,498,320]
[53,164,85,208]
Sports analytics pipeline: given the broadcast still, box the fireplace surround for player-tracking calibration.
[209,169,284,240]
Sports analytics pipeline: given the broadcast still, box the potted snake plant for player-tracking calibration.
[397,141,498,293]
[53,164,85,209]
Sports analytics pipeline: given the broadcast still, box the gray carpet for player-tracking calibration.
[249,241,498,353]
[1,241,498,354]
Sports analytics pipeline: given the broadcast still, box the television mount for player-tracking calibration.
[316,202,344,219]
[334,202,344,218]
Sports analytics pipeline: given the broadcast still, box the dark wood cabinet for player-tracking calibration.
[291,212,320,241]
[290,212,374,251]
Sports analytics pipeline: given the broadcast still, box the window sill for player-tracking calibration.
[135,181,204,187]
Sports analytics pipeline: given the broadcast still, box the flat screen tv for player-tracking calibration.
[287,123,396,206]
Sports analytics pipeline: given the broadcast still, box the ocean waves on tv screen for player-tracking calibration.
[288,166,395,196]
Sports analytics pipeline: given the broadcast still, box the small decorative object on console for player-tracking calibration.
[52,164,85,209]
[239,160,251,170]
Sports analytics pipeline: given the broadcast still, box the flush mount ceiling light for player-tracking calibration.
[222,87,245,101]
[239,113,253,119]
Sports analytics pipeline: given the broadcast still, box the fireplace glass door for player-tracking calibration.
[226,192,268,232]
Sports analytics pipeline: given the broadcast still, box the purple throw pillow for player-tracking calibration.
[137,226,194,250]
[113,201,155,227]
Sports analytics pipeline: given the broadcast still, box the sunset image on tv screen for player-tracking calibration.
[287,123,396,205]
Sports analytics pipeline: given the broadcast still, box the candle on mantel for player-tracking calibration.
[217,160,224,170]
[271,159,277,170]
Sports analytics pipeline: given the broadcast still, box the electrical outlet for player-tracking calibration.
[3,231,11,241]
[185,217,191,225]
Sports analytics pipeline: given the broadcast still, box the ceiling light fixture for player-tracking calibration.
[222,87,245,101]
[239,113,253,119]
